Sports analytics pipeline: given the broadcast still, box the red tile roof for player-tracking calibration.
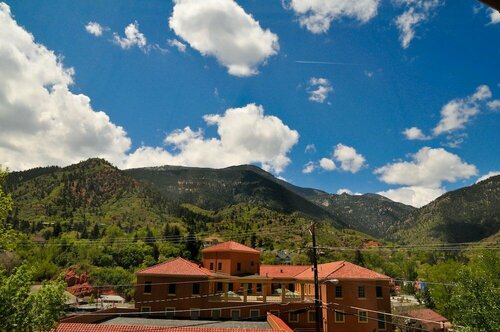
[259,265,309,278]
[295,261,390,280]
[202,241,260,254]
[53,323,275,332]
[137,257,213,276]
[267,313,294,332]
[407,308,449,322]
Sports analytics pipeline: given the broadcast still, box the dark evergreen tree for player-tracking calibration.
[250,232,257,248]
[91,223,100,239]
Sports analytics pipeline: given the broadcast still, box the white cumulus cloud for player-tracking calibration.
[302,161,316,174]
[489,8,500,24]
[125,104,299,173]
[403,127,431,140]
[168,38,186,52]
[377,186,445,208]
[403,85,497,146]
[285,0,380,34]
[433,85,491,136]
[85,21,104,37]
[169,0,279,77]
[375,147,477,187]
[394,0,442,49]
[0,4,299,174]
[336,188,352,195]
[0,3,131,170]
[487,99,500,111]
[319,158,336,171]
[476,171,500,184]
[113,21,147,51]
[305,144,316,153]
[375,147,477,207]
[308,77,333,104]
[333,143,366,173]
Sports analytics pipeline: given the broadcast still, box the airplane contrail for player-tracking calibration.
[295,60,363,66]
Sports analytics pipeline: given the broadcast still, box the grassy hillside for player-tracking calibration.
[125,164,345,227]
[393,175,500,244]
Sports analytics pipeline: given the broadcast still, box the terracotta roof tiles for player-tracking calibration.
[54,323,274,332]
[202,241,260,254]
[407,308,449,322]
[137,257,213,276]
[294,261,390,280]
[259,265,309,278]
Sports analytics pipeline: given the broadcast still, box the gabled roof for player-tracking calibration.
[260,265,309,278]
[137,257,213,277]
[407,308,449,322]
[295,261,390,280]
[202,241,260,254]
[53,323,274,332]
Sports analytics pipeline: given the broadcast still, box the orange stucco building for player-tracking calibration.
[135,241,393,332]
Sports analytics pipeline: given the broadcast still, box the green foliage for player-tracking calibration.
[90,266,134,298]
[311,193,416,239]
[417,259,463,316]
[395,175,500,244]
[0,264,65,331]
[0,167,13,223]
[448,252,500,332]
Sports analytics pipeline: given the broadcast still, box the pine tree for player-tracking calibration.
[91,223,100,239]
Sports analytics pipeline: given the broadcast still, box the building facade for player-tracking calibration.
[135,241,393,332]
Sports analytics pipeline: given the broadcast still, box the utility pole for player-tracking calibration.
[310,222,322,332]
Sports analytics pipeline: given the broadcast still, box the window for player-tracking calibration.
[358,286,366,298]
[209,262,214,270]
[218,262,222,270]
[192,283,200,295]
[141,306,151,312]
[288,283,295,292]
[308,310,316,323]
[256,283,262,293]
[230,309,240,320]
[376,286,383,298]
[250,309,260,320]
[377,313,386,330]
[334,310,345,323]
[165,307,175,318]
[190,309,200,320]
[289,312,299,323]
[216,282,223,292]
[247,283,253,294]
[358,310,368,323]
[335,285,342,298]
[228,283,233,291]
[212,309,221,320]
[237,262,241,271]
[168,283,176,295]
[144,281,152,294]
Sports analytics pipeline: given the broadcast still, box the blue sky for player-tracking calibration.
[0,0,499,207]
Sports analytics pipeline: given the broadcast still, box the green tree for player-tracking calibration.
[0,167,13,223]
[448,252,500,332]
[0,265,66,331]
[90,266,134,298]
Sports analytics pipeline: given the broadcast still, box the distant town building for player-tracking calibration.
[135,241,393,332]
[406,308,452,332]
[275,249,291,265]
